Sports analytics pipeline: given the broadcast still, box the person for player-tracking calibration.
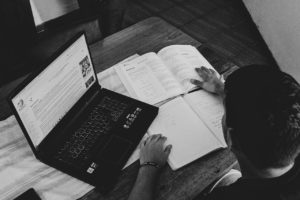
[128,65,300,200]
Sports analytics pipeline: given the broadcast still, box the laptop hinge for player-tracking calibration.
[60,89,100,131]
[85,87,101,106]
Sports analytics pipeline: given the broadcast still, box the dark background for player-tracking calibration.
[0,0,276,87]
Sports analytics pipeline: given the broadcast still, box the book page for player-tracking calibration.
[158,45,219,92]
[184,90,227,147]
[115,53,184,105]
[148,97,223,170]
[97,54,140,97]
[143,53,184,97]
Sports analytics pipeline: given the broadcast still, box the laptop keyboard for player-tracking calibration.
[55,96,129,168]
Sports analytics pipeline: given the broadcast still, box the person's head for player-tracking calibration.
[223,65,300,170]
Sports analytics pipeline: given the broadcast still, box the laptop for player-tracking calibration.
[8,33,158,193]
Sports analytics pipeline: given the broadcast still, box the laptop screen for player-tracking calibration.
[12,34,96,147]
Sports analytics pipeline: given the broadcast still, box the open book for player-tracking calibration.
[114,45,220,105]
[102,45,227,170]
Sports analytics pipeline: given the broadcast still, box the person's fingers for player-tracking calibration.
[195,67,202,73]
[160,136,167,142]
[150,134,161,141]
[141,139,146,147]
[190,79,204,87]
[144,135,152,145]
[141,140,147,148]
[164,145,172,155]
[209,68,216,75]
[195,67,205,75]
[148,135,156,141]
[196,68,209,80]
[143,135,151,144]
[157,136,167,146]
[156,134,163,141]
[201,66,211,74]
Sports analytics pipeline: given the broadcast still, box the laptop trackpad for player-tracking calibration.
[95,136,133,165]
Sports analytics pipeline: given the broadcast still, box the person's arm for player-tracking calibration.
[127,166,159,200]
[190,66,225,99]
[128,134,172,200]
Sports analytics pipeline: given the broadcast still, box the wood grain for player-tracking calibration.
[89,17,201,72]
[80,149,236,200]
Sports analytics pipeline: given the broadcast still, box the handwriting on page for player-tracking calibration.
[184,90,227,147]
[148,97,223,170]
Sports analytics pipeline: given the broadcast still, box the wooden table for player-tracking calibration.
[0,17,237,200]
[82,17,237,200]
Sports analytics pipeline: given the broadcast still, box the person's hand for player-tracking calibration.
[140,134,172,167]
[190,66,224,96]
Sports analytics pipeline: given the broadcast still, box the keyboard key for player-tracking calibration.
[55,96,129,168]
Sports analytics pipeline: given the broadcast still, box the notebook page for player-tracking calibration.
[184,90,227,147]
[115,53,184,104]
[157,45,219,92]
[148,97,223,170]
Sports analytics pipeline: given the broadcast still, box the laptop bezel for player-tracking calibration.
[8,32,101,158]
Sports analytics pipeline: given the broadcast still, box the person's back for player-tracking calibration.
[204,65,300,200]
[207,157,300,200]
[127,65,300,200]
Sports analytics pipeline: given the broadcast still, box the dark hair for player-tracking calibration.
[224,65,300,169]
